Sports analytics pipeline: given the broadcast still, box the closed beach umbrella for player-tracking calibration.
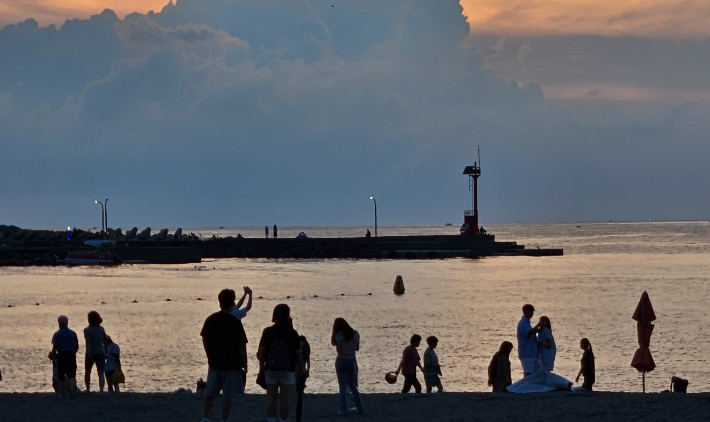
[631,291,656,392]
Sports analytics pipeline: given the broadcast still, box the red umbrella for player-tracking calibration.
[631,291,656,392]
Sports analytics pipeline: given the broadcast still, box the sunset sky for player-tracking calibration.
[1,0,709,227]
[4,0,710,38]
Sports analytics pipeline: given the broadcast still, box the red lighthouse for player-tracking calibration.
[461,157,481,235]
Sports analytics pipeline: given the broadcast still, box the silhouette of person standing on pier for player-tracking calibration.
[265,226,269,238]
[273,225,278,238]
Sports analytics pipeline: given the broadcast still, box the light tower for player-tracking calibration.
[461,149,481,235]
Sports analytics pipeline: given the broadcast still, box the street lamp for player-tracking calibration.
[369,196,377,237]
[94,200,104,237]
[104,198,108,233]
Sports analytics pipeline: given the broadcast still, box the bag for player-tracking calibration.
[267,338,292,371]
[256,369,267,390]
[111,368,125,384]
[670,376,688,393]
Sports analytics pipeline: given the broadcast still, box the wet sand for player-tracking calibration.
[2,391,709,422]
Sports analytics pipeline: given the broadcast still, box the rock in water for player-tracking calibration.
[174,228,183,241]
[393,275,405,294]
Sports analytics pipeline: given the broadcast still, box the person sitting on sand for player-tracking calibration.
[258,304,305,422]
[423,336,443,393]
[331,318,364,414]
[104,335,121,393]
[537,316,556,371]
[488,341,513,392]
[517,304,541,376]
[575,338,595,391]
[395,334,423,394]
[51,315,79,398]
[231,286,253,320]
[84,311,107,393]
[200,289,248,422]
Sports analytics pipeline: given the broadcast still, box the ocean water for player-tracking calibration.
[1,222,709,394]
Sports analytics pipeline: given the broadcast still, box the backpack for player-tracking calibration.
[670,376,688,393]
[267,337,292,371]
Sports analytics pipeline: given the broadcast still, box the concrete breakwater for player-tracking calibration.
[0,225,202,265]
[0,225,562,265]
[200,234,562,259]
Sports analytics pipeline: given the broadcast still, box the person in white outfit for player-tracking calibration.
[537,316,556,372]
[516,304,541,376]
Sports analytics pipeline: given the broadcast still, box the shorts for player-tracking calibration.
[424,373,441,387]
[265,370,296,386]
[205,368,244,397]
[520,357,536,374]
[85,353,106,373]
[57,351,77,382]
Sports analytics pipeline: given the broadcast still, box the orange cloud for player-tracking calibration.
[460,0,710,38]
[0,0,168,26]
[3,0,710,39]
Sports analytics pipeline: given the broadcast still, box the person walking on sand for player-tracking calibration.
[575,338,595,391]
[395,334,423,394]
[104,335,121,393]
[537,316,556,372]
[331,318,364,414]
[200,289,249,422]
[51,315,79,398]
[423,336,443,393]
[84,311,107,393]
[258,304,304,422]
[517,304,541,376]
[488,341,513,392]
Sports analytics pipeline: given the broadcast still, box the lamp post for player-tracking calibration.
[104,198,108,234]
[369,196,377,237]
[94,200,104,237]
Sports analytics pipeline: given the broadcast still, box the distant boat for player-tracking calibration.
[445,223,453,226]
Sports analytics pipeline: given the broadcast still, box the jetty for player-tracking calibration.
[0,161,563,265]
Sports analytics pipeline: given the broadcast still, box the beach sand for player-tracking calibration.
[2,391,709,422]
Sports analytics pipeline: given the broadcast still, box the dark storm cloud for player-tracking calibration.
[0,0,709,228]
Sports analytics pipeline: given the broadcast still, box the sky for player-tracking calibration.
[1,0,709,228]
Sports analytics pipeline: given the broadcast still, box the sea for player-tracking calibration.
[1,221,709,394]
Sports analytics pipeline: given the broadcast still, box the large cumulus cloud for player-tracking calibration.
[0,0,708,227]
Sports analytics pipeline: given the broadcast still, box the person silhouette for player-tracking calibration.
[517,304,541,376]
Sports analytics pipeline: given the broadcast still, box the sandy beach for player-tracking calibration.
[2,391,708,422]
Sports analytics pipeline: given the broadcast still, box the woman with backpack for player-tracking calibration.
[331,318,364,415]
[258,304,304,422]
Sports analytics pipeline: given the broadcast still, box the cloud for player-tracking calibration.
[461,0,710,39]
[1,0,709,227]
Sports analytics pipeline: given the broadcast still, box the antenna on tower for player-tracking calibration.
[478,145,481,169]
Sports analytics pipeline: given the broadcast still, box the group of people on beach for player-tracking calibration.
[486,303,595,393]
[199,286,315,422]
[200,285,373,422]
[35,293,597,422]
[49,311,122,398]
